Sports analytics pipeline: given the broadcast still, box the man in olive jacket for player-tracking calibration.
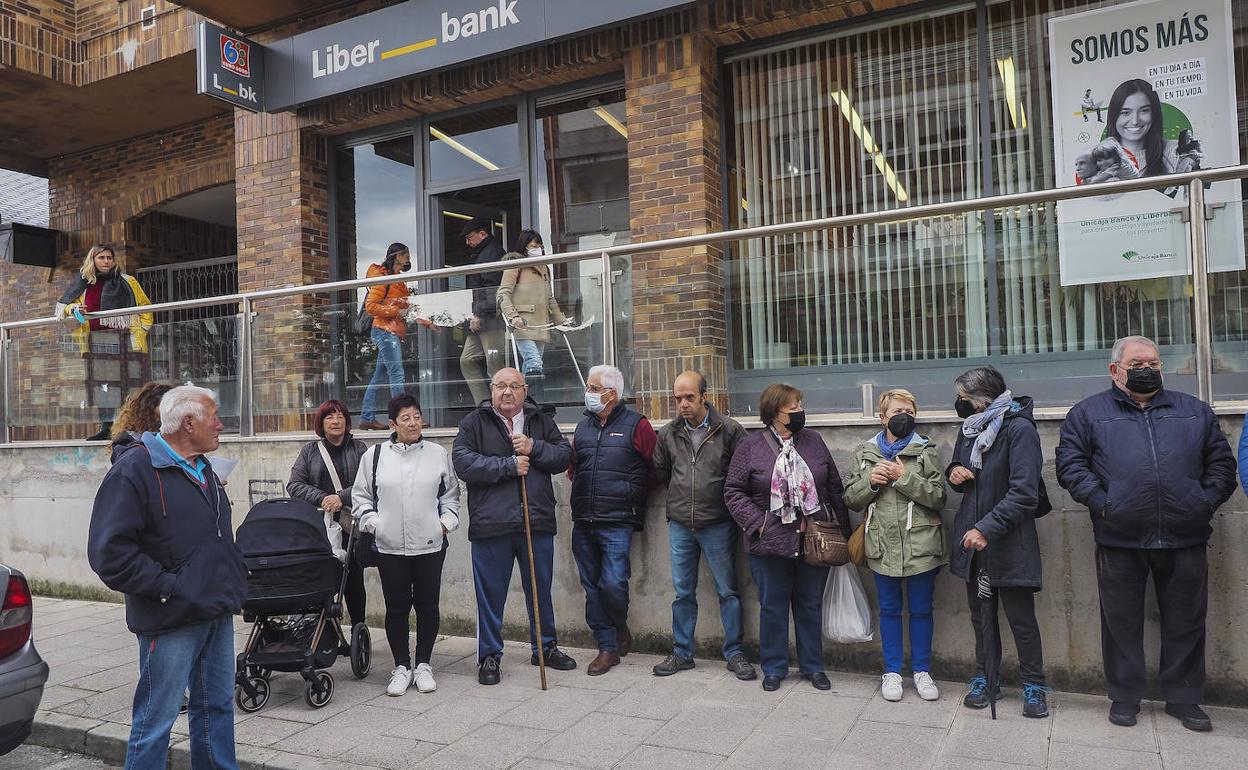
[652,371,754,680]
[1056,336,1237,733]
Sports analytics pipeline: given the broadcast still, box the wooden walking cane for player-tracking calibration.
[519,474,548,690]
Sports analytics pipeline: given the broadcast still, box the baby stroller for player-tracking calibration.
[233,498,371,711]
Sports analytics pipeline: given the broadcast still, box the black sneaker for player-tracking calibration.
[1164,703,1212,732]
[963,676,1001,709]
[1022,683,1050,718]
[1109,701,1139,727]
[726,654,757,681]
[478,654,501,686]
[652,653,695,677]
[533,647,577,671]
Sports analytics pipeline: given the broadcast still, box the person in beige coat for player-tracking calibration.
[496,230,569,391]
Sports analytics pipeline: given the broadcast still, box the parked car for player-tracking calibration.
[0,566,47,756]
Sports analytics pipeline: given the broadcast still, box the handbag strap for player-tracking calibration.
[316,440,345,493]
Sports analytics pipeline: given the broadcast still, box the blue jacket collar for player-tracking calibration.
[141,431,179,468]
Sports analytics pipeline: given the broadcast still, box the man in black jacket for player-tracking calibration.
[459,218,506,406]
[452,367,577,685]
[87,385,247,769]
[1056,335,1236,732]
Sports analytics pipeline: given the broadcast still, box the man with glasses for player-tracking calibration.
[460,218,506,406]
[452,367,577,685]
[568,364,657,675]
[1056,335,1236,733]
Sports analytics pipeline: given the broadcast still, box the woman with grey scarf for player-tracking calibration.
[946,366,1049,719]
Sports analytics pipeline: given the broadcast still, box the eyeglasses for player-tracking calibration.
[586,385,614,394]
[491,383,525,392]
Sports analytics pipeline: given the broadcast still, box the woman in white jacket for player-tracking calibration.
[353,393,460,697]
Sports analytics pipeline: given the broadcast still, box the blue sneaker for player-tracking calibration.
[963,675,1000,709]
[1022,683,1050,718]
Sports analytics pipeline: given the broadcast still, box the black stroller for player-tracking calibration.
[233,498,371,711]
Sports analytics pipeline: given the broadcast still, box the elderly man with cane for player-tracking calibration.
[453,367,577,687]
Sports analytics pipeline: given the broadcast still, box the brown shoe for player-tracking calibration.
[618,626,632,657]
[358,419,387,431]
[586,650,620,676]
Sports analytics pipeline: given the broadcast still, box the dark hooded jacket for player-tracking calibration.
[287,434,368,517]
[1055,385,1236,549]
[87,432,248,634]
[466,234,505,320]
[946,396,1044,589]
[452,397,572,541]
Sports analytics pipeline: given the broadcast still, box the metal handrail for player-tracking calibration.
[8,162,1245,332]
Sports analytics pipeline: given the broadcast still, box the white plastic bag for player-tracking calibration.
[822,563,874,643]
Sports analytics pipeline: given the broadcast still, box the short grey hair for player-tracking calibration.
[588,365,624,394]
[159,385,217,435]
[953,366,1007,409]
[1110,335,1159,364]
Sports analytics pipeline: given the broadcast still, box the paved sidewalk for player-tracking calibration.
[27,597,1248,769]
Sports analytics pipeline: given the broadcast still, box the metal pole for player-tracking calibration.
[239,297,255,437]
[1188,179,1213,405]
[0,328,9,445]
[600,252,616,368]
[860,383,875,419]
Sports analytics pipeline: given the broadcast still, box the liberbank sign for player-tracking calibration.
[196,0,695,112]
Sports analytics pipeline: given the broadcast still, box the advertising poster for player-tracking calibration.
[1047,0,1243,286]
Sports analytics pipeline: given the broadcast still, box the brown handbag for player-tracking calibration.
[847,503,872,566]
[801,508,850,567]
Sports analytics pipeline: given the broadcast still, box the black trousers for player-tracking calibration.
[1095,544,1207,705]
[376,545,447,669]
[964,576,1046,686]
[339,530,367,628]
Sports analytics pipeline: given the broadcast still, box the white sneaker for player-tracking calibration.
[386,665,412,696]
[413,662,436,693]
[881,672,904,702]
[913,671,940,701]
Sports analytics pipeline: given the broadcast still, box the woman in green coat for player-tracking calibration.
[844,389,947,703]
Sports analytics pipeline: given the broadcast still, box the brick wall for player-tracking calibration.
[124,210,237,271]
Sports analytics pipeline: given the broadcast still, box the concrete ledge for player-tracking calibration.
[83,720,130,764]
[29,709,101,754]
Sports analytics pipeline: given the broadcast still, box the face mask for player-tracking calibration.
[1124,366,1162,394]
[954,397,977,419]
[784,410,806,434]
[399,261,412,273]
[585,391,606,414]
[887,413,915,438]
[526,247,543,258]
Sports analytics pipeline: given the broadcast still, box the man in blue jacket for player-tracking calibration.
[88,386,247,770]
[569,364,657,676]
[452,368,577,685]
[1056,336,1236,733]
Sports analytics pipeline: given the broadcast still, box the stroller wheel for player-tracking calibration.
[247,665,273,682]
[350,623,371,680]
[305,670,334,708]
[235,677,270,712]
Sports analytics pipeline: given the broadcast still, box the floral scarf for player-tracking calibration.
[768,431,821,524]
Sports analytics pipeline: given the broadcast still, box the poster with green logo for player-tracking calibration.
[1047,0,1242,286]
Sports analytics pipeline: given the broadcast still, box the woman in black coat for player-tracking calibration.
[288,399,369,627]
[946,366,1048,719]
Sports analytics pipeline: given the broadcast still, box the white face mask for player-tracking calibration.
[526,247,544,258]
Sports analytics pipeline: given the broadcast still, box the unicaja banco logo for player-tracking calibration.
[1121,250,1139,261]
[220,34,251,77]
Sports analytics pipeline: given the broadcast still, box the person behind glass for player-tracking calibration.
[497,229,568,400]
[56,244,154,441]
[568,364,657,676]
[946,366,1049,718]
[109,382,173,460]
[724,384,852,692]
[651,370,755,681]
[843,389,947,703]
[359,243,413,431]
[352,394,460,697]
[460,219,506,407]
[452,367,577,685]
[1056,336,1236,732]
[286,400,369,629]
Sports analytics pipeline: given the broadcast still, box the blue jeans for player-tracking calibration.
[873,567,939,675]
[571,523,633,652]
[472,533,558,661]
[748,554,828,678]
[514,339,545,376]
[362,327,404,421]
[669,520,743,660]
[127,615,237,770]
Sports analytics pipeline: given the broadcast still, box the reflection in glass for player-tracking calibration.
[334,137,417,282]
[428,106,520,181]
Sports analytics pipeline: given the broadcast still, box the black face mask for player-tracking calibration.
[399,262,412,273]
[954,397,977,419]
[784,410,806,434]
[1124,366,1162,394]
[887,413,915,438]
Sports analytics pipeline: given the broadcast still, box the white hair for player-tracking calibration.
[159,385,217,435]
[588,364,624,394]
[1110,335,1159,364]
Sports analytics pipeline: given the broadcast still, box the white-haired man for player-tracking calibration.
[568,364,656,675]
[88,385,246,769]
